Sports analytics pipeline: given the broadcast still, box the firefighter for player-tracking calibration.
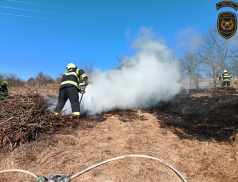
[0,81,8,100]
[54,63,88,119]
[219,70,232,91]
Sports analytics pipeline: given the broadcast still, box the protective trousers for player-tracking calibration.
[222,81,230,91]
[54,86,80,116]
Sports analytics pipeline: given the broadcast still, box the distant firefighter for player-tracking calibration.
[0,81,8,100]
[54,63,89,119]
[219,70,232,91]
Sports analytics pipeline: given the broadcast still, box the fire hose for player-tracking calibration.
[0,154,187,182]
[79,85,85,105]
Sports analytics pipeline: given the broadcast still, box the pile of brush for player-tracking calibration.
[0,90,75,151]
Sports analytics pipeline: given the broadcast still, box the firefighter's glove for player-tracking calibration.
[80,89,85,94]
[79,85,85,94]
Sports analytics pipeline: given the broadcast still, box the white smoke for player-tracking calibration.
[173,27,202,52]
[57,28,181,115]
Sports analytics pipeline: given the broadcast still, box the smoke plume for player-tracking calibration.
[54,28,181,115]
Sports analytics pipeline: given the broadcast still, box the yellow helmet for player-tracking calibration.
[67,63,76,70]
[2,81,8,86]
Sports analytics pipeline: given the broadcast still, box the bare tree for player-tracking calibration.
[227,36,238,77]
[115,55,135,70]
[228,57,238,77]
[79,60,94,74]
[5,73,25,88]
[35,72,54,87]
[179,50,203,89]
[26,77,36,87]
[200,26,230,87]
[79,60,94,81]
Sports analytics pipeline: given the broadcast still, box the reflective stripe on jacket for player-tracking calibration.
[60,68,87,90]
[0,86,8,97]
[220,73,232,81]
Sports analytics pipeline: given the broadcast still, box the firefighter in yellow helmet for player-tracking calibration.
[219,70,232,92]
[0,81,8,100]
[54,63,88,119]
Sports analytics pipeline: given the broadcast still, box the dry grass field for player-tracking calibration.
[0,84,238,182]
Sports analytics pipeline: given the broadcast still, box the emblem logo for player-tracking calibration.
[216,1,238,10]
[217,12,237,39]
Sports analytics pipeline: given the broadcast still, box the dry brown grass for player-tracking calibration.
[9,86,59,100]
[0,87,238,181]
[1,111,238,181]
[190,93,213,98]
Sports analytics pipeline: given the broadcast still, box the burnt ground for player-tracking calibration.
[145,87,238,143]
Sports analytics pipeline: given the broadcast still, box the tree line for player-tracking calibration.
[0,72,58,88]
[0,60,94,88]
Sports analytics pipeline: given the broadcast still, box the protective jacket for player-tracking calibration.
[219,72,232,81]
[0,84,8,99]
[60,68,88,90]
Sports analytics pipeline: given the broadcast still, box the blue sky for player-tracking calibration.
[0,0,237,81]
